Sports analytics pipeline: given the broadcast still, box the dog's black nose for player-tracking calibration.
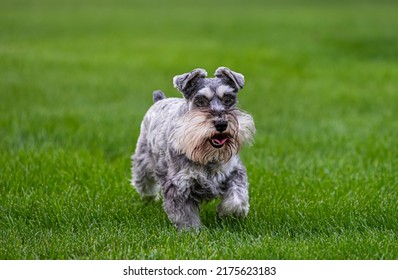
[215,120,228,132]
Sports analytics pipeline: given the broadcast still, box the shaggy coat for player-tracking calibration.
[132,67,255,231]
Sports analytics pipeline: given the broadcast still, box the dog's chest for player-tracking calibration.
[175,157,239,200]
[192,172,228,199]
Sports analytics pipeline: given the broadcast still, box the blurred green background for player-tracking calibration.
[1,0,397,259]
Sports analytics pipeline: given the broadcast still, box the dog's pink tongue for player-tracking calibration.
[213,137,228,145]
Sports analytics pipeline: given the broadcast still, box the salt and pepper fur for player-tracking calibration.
[131,67,255,231]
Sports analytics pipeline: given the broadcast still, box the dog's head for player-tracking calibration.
[172,67,255,165]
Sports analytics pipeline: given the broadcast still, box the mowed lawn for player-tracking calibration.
[1,0,398,259]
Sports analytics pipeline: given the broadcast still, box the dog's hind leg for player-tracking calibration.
[131,134,160,201]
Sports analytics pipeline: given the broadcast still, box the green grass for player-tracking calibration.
[1,0,398,259]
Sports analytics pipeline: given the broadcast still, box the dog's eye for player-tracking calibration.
[195,96,209,107]
[222,95,235,106]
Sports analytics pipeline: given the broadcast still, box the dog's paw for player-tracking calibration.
[217,198,249,218]
[140,193,161,203]
[176,223,201,234]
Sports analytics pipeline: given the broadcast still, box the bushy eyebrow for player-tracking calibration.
[215,85,235,98]
[197,87,214,100]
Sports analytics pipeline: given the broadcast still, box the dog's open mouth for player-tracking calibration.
[210,134,229,148]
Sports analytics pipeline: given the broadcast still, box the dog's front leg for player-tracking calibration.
[162,182,201,231]
[218,167,249,218]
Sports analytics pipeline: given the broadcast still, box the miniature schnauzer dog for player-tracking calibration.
[131,67,255,231]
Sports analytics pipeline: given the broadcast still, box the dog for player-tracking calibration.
[131,67,255,231]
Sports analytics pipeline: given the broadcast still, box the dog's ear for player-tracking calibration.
[215,67,245,91]
[173,68,207,99]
